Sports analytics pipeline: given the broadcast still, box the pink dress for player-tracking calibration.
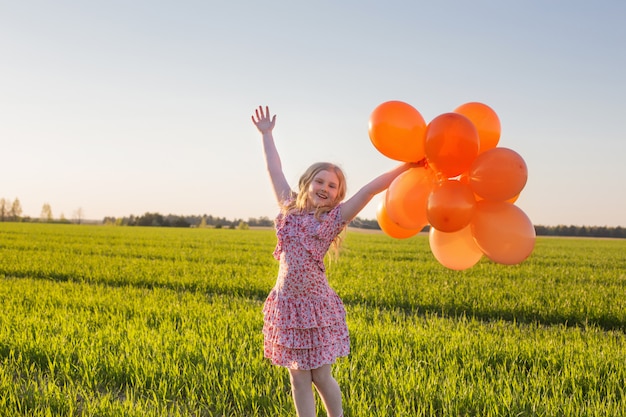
[262,203,350,370]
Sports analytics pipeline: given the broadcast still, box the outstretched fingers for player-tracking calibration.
[251,105,276,133]
[252,105,270,123]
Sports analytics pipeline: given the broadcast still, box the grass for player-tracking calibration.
[0,223,625,416]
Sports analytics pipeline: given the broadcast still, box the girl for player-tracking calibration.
[252,106,418,417]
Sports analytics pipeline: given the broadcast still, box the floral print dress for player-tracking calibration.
[262,203,350,370]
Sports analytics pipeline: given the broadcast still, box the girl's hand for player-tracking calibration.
[398,158,427,172]
[251,105,276,134]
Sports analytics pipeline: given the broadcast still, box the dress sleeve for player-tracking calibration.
[272,207,288,261]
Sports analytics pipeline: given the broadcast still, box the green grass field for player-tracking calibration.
[1,223,625,416]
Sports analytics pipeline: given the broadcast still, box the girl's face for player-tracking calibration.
[306,169,340,209]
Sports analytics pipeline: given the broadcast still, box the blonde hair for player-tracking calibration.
[282,162,348,258]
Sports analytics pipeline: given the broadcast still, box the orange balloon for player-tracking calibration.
[454,102,501,153]
[429,225,483,270]
[470,201,535,265]
[376,196,421,239]
[427,179,476,232]
[459,173,520,203]
[424,113,479,178]
[469,147,528,201]
[368,101,427,162]
[385,167,435,230]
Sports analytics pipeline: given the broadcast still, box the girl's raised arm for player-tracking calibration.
[340,161,423,222]
[252,106,292,204]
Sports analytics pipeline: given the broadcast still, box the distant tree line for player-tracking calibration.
[534,224,625,239]
[102,213,275,229]
[102,214,382,230]
[0,197,624,238]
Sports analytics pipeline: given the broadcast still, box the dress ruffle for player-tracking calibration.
[263,336,350,370]
[263,324,349,350]
[263,290,350,369]
[262,288,350,369]
[262,290,346,330]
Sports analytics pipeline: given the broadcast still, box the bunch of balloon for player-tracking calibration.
[369,100,535,270]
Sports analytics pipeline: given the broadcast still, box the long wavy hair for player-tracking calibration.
[281,162,348,258]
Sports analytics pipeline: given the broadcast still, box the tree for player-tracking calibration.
[0,198,7,222]
[10,198,22,221]
[41,203,53,222]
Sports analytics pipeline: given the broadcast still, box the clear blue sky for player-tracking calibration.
[1,1,624,227]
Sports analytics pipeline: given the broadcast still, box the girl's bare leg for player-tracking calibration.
[288,368,316,417]
[311,364,343,417]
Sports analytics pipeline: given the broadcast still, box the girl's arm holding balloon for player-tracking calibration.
[340,162,419,222]
[251,106,292,204]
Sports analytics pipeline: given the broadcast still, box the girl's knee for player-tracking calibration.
[288,369,312,390]
[311,364,334,385]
